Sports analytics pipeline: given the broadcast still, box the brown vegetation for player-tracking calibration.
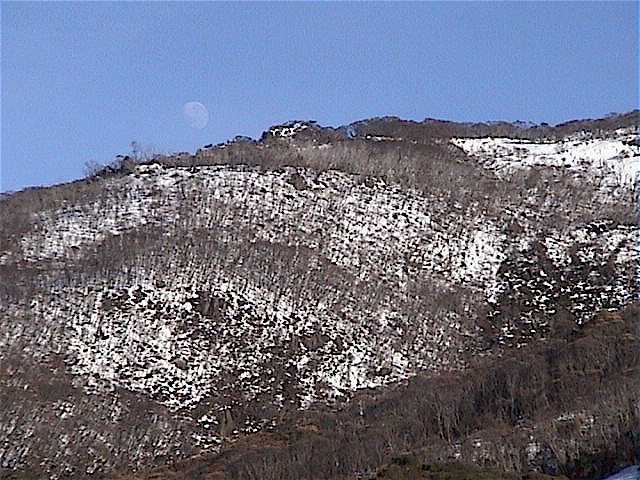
[113,306,639,480]
[373,456,567,480]
[0,112,636,479]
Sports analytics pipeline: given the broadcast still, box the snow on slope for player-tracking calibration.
[452,129,639,324]
[452,129,639,190]
[18,165,506,419]
[10,133,638,417]
[603,466,640,480]
[16,163,507,295]
[2,124,639,479]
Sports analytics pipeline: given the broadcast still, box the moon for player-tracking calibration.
[183,101,209,130]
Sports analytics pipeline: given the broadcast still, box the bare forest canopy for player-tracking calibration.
[0,110,637,480]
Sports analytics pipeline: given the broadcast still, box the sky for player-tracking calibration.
[1,1,638,192]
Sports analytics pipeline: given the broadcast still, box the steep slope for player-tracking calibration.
[0,112,637,479]
[120,305,638,480]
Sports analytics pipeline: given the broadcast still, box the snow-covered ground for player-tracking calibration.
[7,131,637,422]
[1,125,638,478]
[452,129,639,191]
[0,124,640,480]
[603,465,640,480]
[18,165,499,413]
[16,164,505,290]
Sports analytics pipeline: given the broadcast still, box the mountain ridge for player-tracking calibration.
[0,111,638,480]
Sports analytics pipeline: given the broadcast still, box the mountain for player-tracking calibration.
[0,111,638,480]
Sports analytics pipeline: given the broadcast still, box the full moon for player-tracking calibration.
[183,101,209,130]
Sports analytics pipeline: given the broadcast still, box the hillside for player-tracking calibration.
[0,111,638,480]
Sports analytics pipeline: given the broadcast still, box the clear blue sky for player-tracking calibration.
[2,1,638,192]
